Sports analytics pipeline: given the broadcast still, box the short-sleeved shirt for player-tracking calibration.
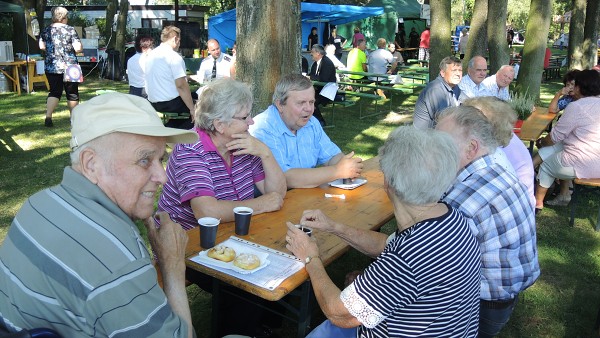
[127,52,148,88]
[0,167,189,337]
[159,128,265,230]
[249,105,341,172]
[443,155,540,301]
[557,95,574,111]
[145,43,187,103]
[550,96,600,179]
[413,76,461,129]
[197,53,232,84]
[308,34,319,51]
[328,34,347,55]
[419,29,430,48]
[482,75,511,101]
[367,48,394,81]
[40,24,81,74]
[346,48,368,80]
[458,74,491,99]
[341,206,480,337]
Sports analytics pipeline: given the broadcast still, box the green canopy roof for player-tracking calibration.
[0,1,24,14]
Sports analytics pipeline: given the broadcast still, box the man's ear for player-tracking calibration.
[275,99,283,112]
[78,147,101,184]
[465,138,480,162]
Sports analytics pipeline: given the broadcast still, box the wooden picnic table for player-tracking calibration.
[184,157,393,338]
[0,59,50,94]
[514,106,557,153]
[0,60,25,95]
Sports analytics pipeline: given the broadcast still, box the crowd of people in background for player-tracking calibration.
[4,7,600,337]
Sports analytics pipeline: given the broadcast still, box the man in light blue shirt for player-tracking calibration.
[458,55,491,99]
[249,74,363,188]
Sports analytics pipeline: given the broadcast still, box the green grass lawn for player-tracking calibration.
[1,63,599,337]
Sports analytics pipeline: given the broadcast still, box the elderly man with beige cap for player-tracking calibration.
[0,93,198,338]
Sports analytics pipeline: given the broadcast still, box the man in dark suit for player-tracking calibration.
[309,44,337,126]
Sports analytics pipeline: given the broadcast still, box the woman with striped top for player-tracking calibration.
[286,126,481,337]
[158,78,287,228]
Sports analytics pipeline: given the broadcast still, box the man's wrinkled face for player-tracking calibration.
[496,68,515,88]
[310,49,322,62]
[441,63,463,87]
[276,87,315,133]
[468,57,488,84]
[94,133,168,220]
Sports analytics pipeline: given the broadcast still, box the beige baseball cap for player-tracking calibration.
[70,92,197,150]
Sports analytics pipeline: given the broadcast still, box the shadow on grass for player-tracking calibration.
[499,191,600,337]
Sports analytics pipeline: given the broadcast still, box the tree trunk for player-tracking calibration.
[237,0,301,114]
[114,0,129,75]
[567,0,586,69]
[487,0,509,74]
[464,0,487,69]
[582,0,599,69]
[105,0,118,49]
[514,0,553,100]
[429,0,452,80]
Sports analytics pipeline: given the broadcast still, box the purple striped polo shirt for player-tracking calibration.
[158,128,265,230]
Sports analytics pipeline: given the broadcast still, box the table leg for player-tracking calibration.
[210,278,220,338]
[296,281,313,338]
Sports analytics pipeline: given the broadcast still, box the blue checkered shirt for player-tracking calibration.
[443,155,540,301]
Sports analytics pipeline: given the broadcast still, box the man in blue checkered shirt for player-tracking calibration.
[436,105,540,338]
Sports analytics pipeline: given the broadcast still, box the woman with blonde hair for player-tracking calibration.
[39,6,83,127]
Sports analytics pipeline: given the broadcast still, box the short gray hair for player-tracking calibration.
[70,134,112,166]
[195,78,253,132]
[437,105,499,151]
[439,56,462,72]
[51,7,68,23]
[272,74,313,105]
[311,44,326,56]
[379,126,459,205]
[463,96,516,147]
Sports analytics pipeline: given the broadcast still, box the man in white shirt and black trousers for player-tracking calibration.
[197,39,232,84]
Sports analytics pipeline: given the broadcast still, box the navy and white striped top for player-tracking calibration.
[341,204,481,337]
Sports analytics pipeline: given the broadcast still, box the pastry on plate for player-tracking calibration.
[207,245,236,262]
[233,253,261,270]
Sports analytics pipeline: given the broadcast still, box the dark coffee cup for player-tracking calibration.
[198,217,220,248]
[233,207,253,236]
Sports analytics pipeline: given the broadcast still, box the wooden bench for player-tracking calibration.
[569,178,600,231]
[543,57,563,81]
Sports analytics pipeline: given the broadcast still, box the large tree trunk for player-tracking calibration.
[237,0,301,113]
[464,0,488,68]
[486,0,509,74]
[567,0,586,69]
[514,0,553,100]
[428,0,452,80]
[105,0,118,49]
[582,0,599,69]
[114,0,129,75]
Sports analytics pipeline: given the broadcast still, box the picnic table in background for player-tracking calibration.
[514,106,557,154]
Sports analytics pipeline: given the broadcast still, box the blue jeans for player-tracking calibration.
[478,295,519,337]
[306,320,357,338]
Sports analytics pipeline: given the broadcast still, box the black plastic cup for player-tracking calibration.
[198,217,220,248]
[233,207,253,236]
[302,227,313,237]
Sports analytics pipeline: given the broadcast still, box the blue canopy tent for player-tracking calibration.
[208,3,384,51]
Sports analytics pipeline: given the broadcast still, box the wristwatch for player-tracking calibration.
[305,255,319,265]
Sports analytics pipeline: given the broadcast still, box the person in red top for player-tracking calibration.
[543,47,551,69]
[418,27,431,66]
